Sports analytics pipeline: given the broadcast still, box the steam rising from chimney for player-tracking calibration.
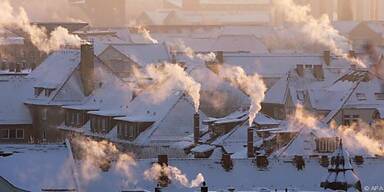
[0,0,82,53]
[289,105,384,156]
[134,63,201,112]
[218,65,266,126]
[144,163,204,188]
[273,0,366,67]
[171,40,216,62]
[72,138,137,187]
[137,25,158,44]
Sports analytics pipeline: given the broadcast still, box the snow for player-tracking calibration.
[76,157,384,192]
[111,43,170,67]
[0,144,76,192]
[191,144,216,153]
[0,76,33,124]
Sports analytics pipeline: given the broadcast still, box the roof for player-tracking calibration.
[0,144,77,192]
[211,35,268,53]
[0,76,33,124]
[199,0,270,5]
[108,43,170,67]
[28,50,81,89]
[76,157,384,191]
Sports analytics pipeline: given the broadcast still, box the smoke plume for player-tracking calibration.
[72,138,137,187]
[171,40,216,62]
[144,163,204,188]
[288,105,384,156]
[272,0,366,67]
[218,65,266,126]
[134,63,201,112]
[0,0,82,53]
[137,25,158,44]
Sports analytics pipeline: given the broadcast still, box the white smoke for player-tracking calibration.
[0,0,82,53]
[144,163,204,188]
[137,25,158,44]
[171,40,216,62]
[272,0,366,67]
[133,63,201,112]
[218,65,266,126]
[72,138,137,187]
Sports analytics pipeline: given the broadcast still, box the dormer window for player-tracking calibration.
[34,88,43,97]
[44,89,54,97]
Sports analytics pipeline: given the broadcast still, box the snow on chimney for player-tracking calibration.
[247,128,254,158]
[313,65,324,80]
[80,43,95,96]
[194,113,200,145]
[296,64,304,77]
[323,50,331,65]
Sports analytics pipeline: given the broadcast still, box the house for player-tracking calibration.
[261,61,350,120]
[0,74,34,143]
[349,21,384,49]
[223,51,350,88]
[98,43,171,78]
[23,45,95,142]
[0,143,77,191]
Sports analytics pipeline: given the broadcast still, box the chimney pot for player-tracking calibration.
[194,113,200,144]
[215,51,224,64]
[247,128,255,158]
[323,50,331,65]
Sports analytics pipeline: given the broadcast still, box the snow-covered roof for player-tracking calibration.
[109,43,170,67]
[0,144,77,192]
[211,35,268,53]
[77,157,384,191]
[28,49,81,89]
[332,21,358,36]
[0,76,33,124]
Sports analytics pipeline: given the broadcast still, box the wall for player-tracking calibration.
[0,124,32,143]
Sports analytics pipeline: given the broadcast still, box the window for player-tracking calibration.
[16,129,24,139]
[41,108,47,121]
[343,115,360,126]
[9,129,16,139]
[0,129,9,139]
[34,88,43,97]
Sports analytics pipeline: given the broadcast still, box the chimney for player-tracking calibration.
[15,63,21,72]
[313,65,324,80]
[155,183,162,192]
[157,154,168,167]
[0,60,5,71]
[171,49,177,64]
[247,128,254,158]
[194,113,200,145]
[296,64,304,77]
[256,155,269,168]
[80,43,95,96]
[221,153,233,171]
[200,181,208,192]
[323,50,331,65]
[348,50,356,58]
[215,51,224,64]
